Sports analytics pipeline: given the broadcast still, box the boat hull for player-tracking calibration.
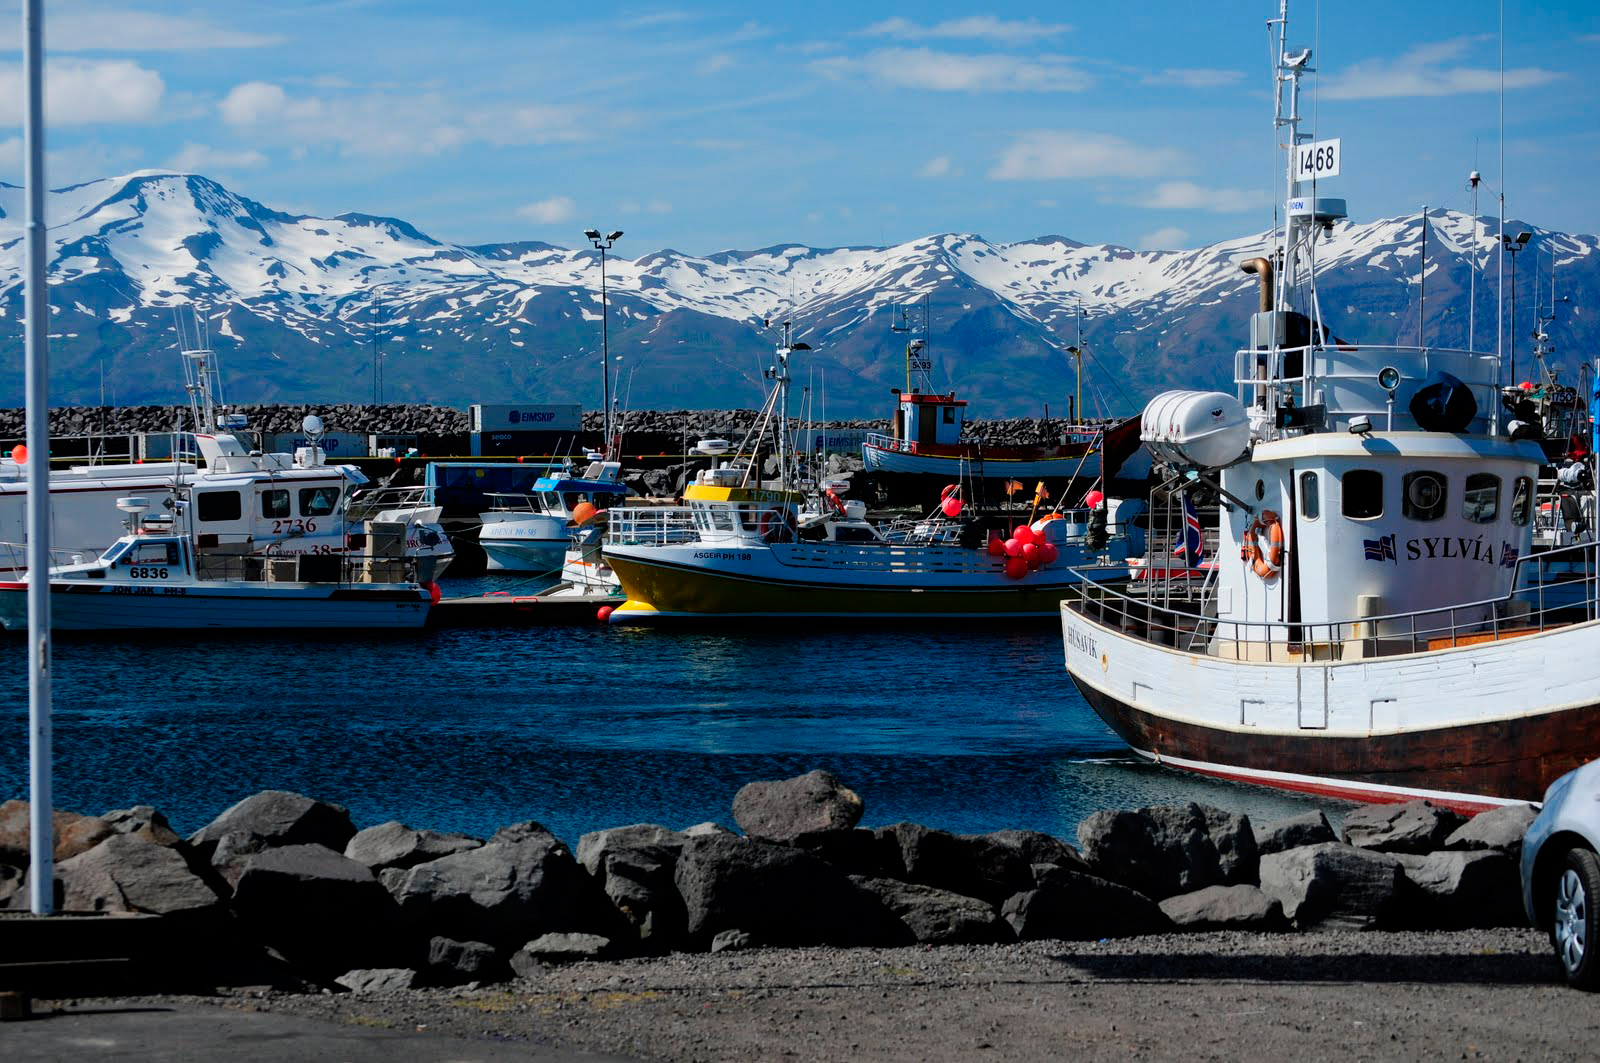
[0,581,430,631]
[1061,601,1600,810]
[606,543,1126,619]
[479,539,568,574]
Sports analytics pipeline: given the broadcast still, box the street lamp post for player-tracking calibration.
[1504,231,1531,385]
[584,228,623,456]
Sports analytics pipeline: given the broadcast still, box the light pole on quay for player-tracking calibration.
[585,228,623,455]
[1503,230,1531,385]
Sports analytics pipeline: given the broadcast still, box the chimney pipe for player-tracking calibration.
[1240,257,1273,314]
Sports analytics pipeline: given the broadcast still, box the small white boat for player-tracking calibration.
[476,461,630,575]
[0,500,431,631]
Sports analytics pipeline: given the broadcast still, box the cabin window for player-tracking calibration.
[1341,470,1383,519]
[1462,473,1500,524]
[262,490,290,518]
[197,491,242,523]
[692,510,711,532]
[1299,472,1319,520]
[735,505,759,532]
[298,487,340,517]
[708,509,734,532]
[1402,471,1447,521]
[539,491,561,512]
[942,407,955,424]
[1511,477,1533,526]
[127,542,179,566]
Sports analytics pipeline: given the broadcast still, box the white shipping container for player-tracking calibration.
[470,403,582,433]
[266,431,368,458]
[794,429,871,455]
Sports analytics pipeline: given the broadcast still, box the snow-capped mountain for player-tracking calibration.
[0,172,1594,417]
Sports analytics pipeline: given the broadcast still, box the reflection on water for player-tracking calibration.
[0,580,1348,845]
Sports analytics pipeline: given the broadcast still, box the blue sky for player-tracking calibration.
[2,1,1597,254]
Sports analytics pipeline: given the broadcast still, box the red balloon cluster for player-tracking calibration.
[997,522,1060,579]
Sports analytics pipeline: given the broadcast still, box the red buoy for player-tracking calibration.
[426,581,442,606]
[1004,555,1029,580]
[597,605,615,622]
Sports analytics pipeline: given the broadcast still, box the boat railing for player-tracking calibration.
[604,506,699,545]
[1069,539,1599,660]
[1233,342,1502,437]
[345,484,440,523]
[864,432,913,454]
[0,540,107,573]
[477,492,543,515]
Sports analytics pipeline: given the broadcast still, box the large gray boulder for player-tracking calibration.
[673,833,892,948]
[101,805,184,848]
[344,822,482,872]
[1392,850,1525,929]
[591,845,688,947]
[1258,842,1404,929]
[1002,865,1169,941]
[576,824,685,875]
[511,932,615,970]
[1159,884,1287,932]
[1253,811,1337,856]
[1076,803,1257,901]
[732,770,864,844]
[1341,801,1466,854]
[799,828,891,879]
[1443,804,1539,856]
[984,829,1089,873]
[189,791,357,859]
[232,843,405,978]
[210,830,269,891]
[54,834,225,917]
[427,936,506,986]
[383,821,609,950]
[0,800,115,865]
[873,823,1037,905]
[850,876,1013,946]
[336,968,420,993]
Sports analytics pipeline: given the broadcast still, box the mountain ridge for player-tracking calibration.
[0,172,1594,417]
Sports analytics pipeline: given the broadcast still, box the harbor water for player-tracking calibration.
[0,579,1345,846]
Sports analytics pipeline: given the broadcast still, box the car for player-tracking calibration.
[1523,759,1600,990]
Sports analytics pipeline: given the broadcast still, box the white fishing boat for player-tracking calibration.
[0,498,431,631]
[475,461,630,575]
[603,327,1135,621]
[1060,0,1600,811]
[0,330,452,578]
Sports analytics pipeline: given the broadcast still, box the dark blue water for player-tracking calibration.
[0,578,1345,847]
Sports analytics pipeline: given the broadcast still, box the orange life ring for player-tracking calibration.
[1241,509,1284,580]
[826,489,848,517]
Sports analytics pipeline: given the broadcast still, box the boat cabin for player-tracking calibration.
[891,391,967,451]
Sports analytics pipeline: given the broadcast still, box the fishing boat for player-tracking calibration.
[0,330,453,578]
[1060,0,1600,811]
[859,319,1145,487]
[475,461,631,575]
[603,327,1135,621]
[0,498,432,631]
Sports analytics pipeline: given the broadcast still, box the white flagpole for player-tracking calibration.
[23,0,54,916]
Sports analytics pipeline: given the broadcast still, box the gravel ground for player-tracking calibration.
[37,929,1600,1062]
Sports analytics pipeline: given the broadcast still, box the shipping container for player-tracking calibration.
[470,403,582,433]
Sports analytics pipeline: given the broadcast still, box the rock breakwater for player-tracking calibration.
[0,772,1532,994]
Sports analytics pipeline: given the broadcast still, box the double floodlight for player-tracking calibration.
[585,229,623,243]
[1504,231,1532,248]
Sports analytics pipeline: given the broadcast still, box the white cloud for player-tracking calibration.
[860,17,1071,44]
[1322,37,1560,99]
[45,10,283,52]
[0,136,18,171]
[918,155,952,178]
[217,82,586,158]
[1122,181,1260,213]
[697,54,735,76]
[0,59,163,125]
[813,48,1092,92]
[1138,227,1190,250]
[1142,68,1245,88]
[167,143,268,173]
[989,131,1184,180]
[517,196,576,224]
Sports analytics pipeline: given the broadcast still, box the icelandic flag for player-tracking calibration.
[1171,493,1205,567]
[1363,534,1397,563]
[1501,542,1520,569]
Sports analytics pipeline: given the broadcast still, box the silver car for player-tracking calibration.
[1523,759,1600,989]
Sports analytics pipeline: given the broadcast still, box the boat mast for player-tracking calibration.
[22,0,53,916]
